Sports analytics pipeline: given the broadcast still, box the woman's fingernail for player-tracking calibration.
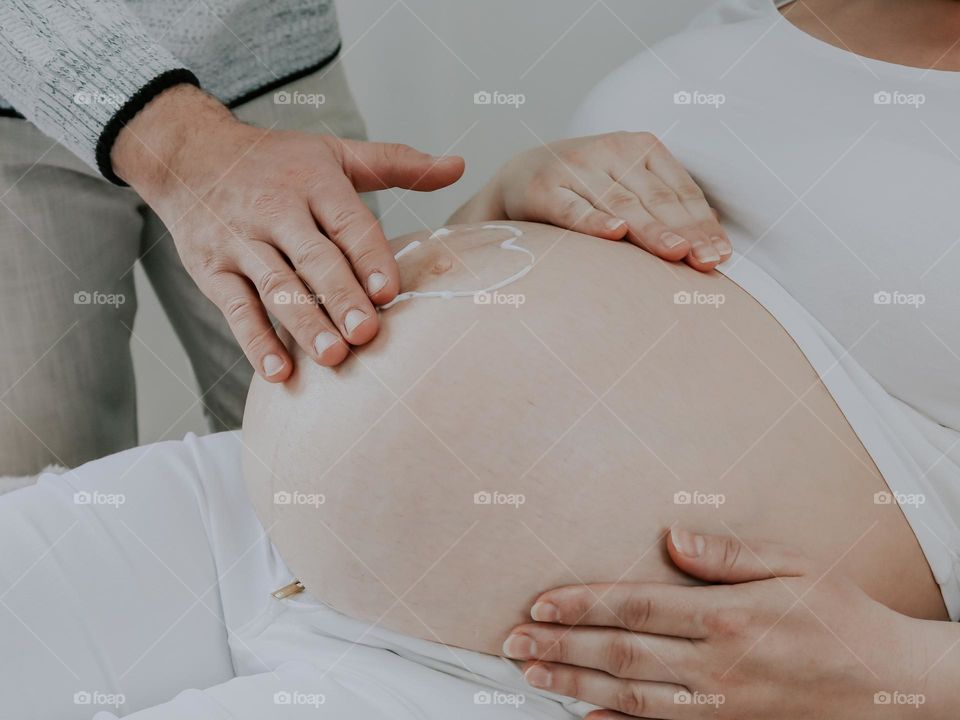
[502,633,536,658]
[524,665,552,689]
[367,272,389,295]
[263,354,286,376]
[661,232,686,249]
[314,332,340,356]
[693,243,721,263]
[530,601,558,622]
[712,236,732,256]
[344,309,369,335]
[671,527,705,558]
[606,217,627,231]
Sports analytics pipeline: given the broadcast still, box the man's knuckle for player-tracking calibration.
[192,249,223,277]
[391,142,415,158]
[283,165,319,188]
[378,142,411,167]
[223,295,252,324]
[289,309,322,338]
[224,218,253,242]
[242,331,272,359]
[326,205,366,237]
[257,268,294,298]
[322,284,354,309]
[291,238,331,269]
[252,190,287,218]
[350,241,385,268]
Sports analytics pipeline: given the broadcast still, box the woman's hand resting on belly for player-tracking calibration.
[449,132,731,271]
[505,529,960,720]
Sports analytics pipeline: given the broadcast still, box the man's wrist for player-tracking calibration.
[111,83,235,200]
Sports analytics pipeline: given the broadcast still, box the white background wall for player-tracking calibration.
[132,0,714,442]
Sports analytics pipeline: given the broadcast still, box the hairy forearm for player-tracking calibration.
[111,83,236,201]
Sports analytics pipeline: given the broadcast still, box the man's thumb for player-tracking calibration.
[336,138,465,192]
[668,527,811,583]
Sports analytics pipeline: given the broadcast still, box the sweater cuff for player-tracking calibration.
[94,68,201,186]
[27,20,201,184]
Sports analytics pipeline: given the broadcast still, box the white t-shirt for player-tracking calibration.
[571,0,960,612]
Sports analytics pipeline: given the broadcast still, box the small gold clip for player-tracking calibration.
[272,579,305,599]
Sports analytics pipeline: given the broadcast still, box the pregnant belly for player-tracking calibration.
[243,223,946,655]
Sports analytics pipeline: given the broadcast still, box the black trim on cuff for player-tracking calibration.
[5,44,341,182]
[226,43,341,109]
[95,68,201,186]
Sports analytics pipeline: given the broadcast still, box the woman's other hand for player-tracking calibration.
[503,529,958,719]
[451,132,730,271]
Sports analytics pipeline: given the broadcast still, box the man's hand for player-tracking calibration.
[112,84,464,381]
[504,529,958,719]
[450,132,730,271]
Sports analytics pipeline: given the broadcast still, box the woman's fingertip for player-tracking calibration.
[661,231,687,250]
[523,664,552,689]
[530,601,559,622]
[670,527,705,558]
[692,241,721,264]
[604,217,627,234]
[711,235,733,257]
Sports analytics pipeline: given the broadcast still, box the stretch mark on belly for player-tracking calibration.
[379,224,535,310]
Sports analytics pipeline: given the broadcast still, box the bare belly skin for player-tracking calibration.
[243,222,946,656]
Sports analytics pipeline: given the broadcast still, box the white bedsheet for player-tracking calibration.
[0,432,588,720]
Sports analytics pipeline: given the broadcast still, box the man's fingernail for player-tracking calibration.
[530,601,558,622]
[693,243,720,263]
[524,665,552,689]
[712,236,732,256]
[671,527,705,558]
[344,309,369,335]
[367,272,389,295]
[661,232,686,249]
[502,634,536,658]
[606,217,627,231]
[263,354,286,376]
[314,332,340,356]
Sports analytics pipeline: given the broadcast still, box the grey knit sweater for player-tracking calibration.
[0,1,341,183]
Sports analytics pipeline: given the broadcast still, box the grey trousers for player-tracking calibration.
[0,63,371,475]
